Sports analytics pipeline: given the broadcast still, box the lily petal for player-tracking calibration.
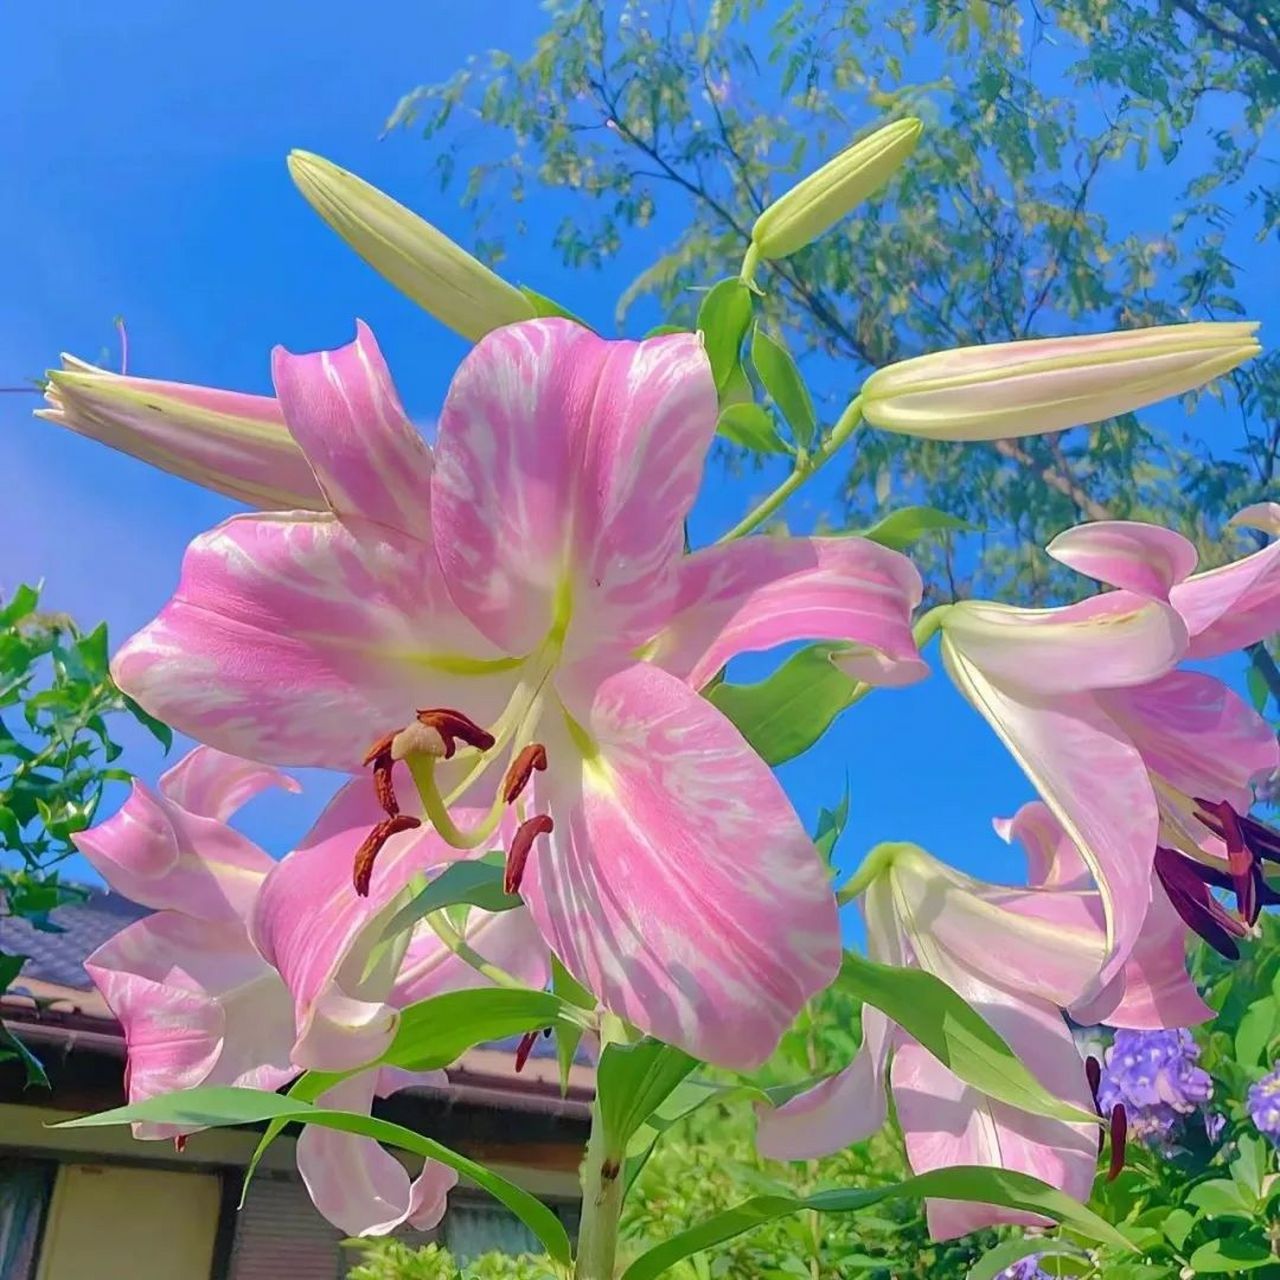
[1047,521,1198,599]
[431,318,717,657]
[647,536,927,690]
[38,359,325,511]
[1072,877,1212,1029]
[1098,671,1278,814]
[251,783,481,1071]
[941,593,1187,696]
[296,1068,457,1236]
[271,322,434,540]
[891,956,1096,1240]
[993,800,1091,891]
[942,640,1157,991]
[112,512,507,769]
[158,745,301,822]
[526,662,840,1070]
[756,1008,893,1160]
[1171,539,1280,659]
[85,911,296,1139]
[73,750,280,925]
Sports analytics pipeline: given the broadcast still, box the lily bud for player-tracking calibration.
[287,150,535,341]
[859,321,1261,441]
[750,117,922,261]
[38,359,325,511]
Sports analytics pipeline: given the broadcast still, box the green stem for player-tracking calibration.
[422,911,526,991]
[574,1091,625,1280]
[717,398,863,543]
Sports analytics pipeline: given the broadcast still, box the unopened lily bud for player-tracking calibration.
[38,359,325,511]
[859,321,1261,441]
[288,150,535,341]
[750,117,922,261]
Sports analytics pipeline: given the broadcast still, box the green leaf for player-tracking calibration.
[0,951,27,992]
[708,643,862,766]
[750,325,816,447]
[0,584,40,629]
[380,860,520,942]
[968,1238,1087,1280]
[1188,1239,1273,1273]
[57,1086,572,1265]
[550,956,592,1095]
[1234,995,1277,1068]
[696,278,754,393]
[813,784,850,864]
[1161,1207,1195,1251]
[518,286,589,328]
[122,694,173,752]
[597,1039,697,1154]
[837,950,1098,1125]
[1246,662,1269,713]
[1185,1177,1253,1218]
[857,505,975,551]
[716,403,792,455]
[620,1166,1131,1280]
[1229,1133,1268,1202]
[384,987,571,1072]
[0,1021,49,1088]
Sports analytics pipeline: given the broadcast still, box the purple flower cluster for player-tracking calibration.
[998,1258,1049,1279]
[1097,1029,1214,1151]
[1247,1065,1280,1145]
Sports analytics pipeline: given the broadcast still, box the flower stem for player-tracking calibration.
[574,1091,624,1280]
[717,398,863,543]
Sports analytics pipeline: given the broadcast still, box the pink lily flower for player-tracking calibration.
[82,749,542,1236]
[757,843,1099,1241]
[111,318,929,1069]
[936,510,1280,991]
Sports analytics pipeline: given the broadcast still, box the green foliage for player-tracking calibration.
[346,1240,558,1280]
[0,583,165,1080]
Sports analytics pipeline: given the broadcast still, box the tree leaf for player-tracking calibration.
[620,1166,1131,1279]
[696,278,754,393]
[1188,1238,1273,1273]
[857,505,976,551]
[121,694,173,752]
[838,950,1099,1125]
[750,325,816,447]
[57,1086,572,1265]
[708,643,862,766]
[597,1039,697,1154]
[716,403,792,455]
[813,783,850,864]
[380,859,520,942]
[0,951,27,992]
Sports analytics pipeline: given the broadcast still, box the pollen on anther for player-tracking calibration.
[353,814,422,896]
[505,814,554,896]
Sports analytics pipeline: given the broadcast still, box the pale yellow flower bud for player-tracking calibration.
[288,151,535,341]
[750,117,922,261]
[860,321,1261,441]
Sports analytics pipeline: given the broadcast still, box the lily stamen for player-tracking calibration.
[1153,846,1250,959]
[1106,1104,1128,1182]
[505,814,554,895]
[353,813,422,896]
[502,743,548,804]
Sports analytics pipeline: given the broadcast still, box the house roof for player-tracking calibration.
[2,888,594,1113]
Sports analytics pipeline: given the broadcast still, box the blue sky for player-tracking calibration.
[0,1,1269,926]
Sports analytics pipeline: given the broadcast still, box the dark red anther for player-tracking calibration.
[505,815,554,896]
[1195,799,1257,924]
[1084,1057,1104,1154]
[1106,1104,1128,1182]
[514,1030,539,1073]
[502,743,548,804]
[174,1135,188,1154]
[353,814,422,896]
[363,731,401,817]
[415,708,496,758]
[1153,846,1249,960]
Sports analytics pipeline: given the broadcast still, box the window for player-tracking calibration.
[0,1158,54,1280]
